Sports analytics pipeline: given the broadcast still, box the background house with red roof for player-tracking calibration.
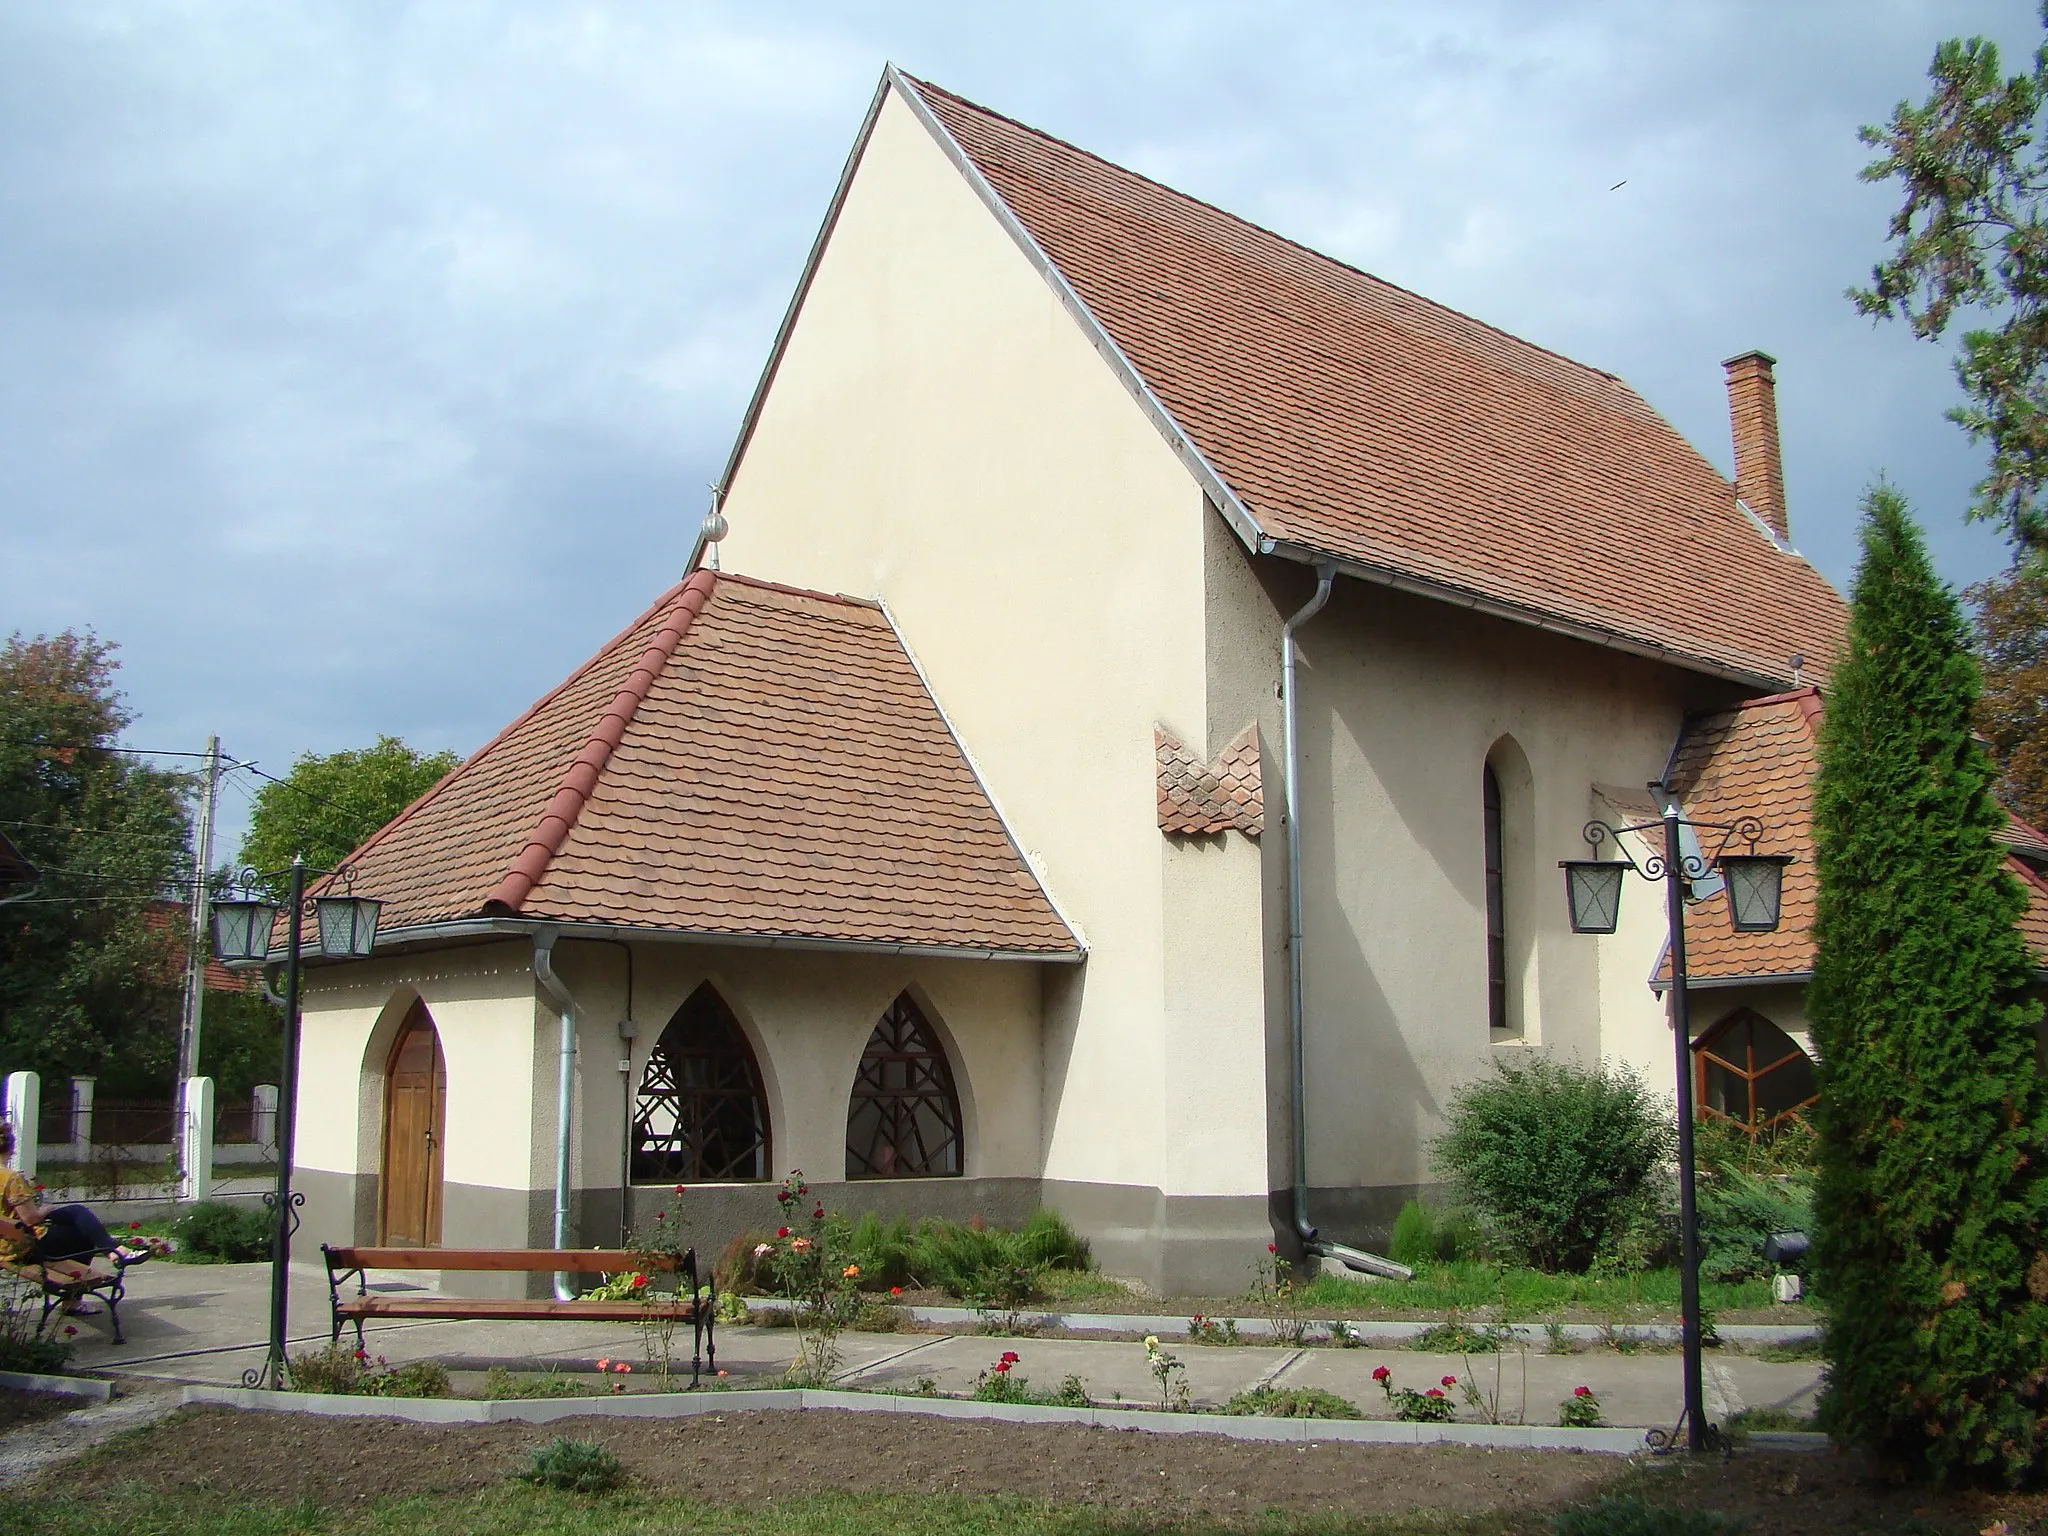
[292,69,1875,1293]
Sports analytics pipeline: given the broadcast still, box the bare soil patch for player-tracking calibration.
[52,1406,1612,1517]
[35,1404,2048,1531]
[0,1389,87,1436]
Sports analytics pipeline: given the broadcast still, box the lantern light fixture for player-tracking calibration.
[1718,853,1792,933]
[314,894,382,958]
[211,898,281,964]
[1560,860,1626,935]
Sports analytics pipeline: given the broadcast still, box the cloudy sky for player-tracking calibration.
[0,1,2034,853]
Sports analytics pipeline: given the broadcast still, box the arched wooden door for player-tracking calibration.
[379,1003,446,1246]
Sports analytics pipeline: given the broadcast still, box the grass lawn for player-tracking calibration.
[1299,1262,1782,1319]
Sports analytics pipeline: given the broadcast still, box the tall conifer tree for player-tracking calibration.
[1809,487,2048,1484]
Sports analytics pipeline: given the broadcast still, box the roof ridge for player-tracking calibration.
[307,574,701,899]
[899,73,1637,395]
[480,568,718,915]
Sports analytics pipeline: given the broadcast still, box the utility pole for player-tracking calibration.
[177,736,221,1197]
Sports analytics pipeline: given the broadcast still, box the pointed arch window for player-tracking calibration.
[1694,1009,1817,1138]
[631,983,770,1182]
[846,993,962,1179]
[1483,762,1508,1032]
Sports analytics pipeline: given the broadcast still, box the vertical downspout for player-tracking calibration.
[532,930,579,1301]
[1280,565,1412,1281]
[1283,566,1336,1248]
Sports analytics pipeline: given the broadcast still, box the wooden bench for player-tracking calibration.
[1,1246,140,1346]
[321,1245,717,1387]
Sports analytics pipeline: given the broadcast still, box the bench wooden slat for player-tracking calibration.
[336,1296,701,1322]
[326,1248,681,1273]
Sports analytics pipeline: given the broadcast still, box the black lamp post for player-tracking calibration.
[211,856,380,1390]
[1560,788,1790,1453]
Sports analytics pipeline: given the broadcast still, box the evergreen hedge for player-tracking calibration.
[1808,487,2048,1484]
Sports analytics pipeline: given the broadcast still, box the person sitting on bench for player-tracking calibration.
[0,1119,151,1312]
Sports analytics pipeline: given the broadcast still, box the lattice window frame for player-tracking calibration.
[845,992,963,1180]
[1692,1008,1818,1139]
[631,983,771,1184]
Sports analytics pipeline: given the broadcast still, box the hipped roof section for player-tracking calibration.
[324,571,1078,958]
[771,70,1844,688]
[1656,688,2048,984]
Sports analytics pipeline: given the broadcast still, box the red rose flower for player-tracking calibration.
[1441,1375,1457,1388]
[1574,1386,1592,1397]
[889,1286,902,1296]
[1425,1388,1444,1399]
[1267,1243,1278,1254]
[1372,1366,1391,1382]
[655,1211,666,1221]
[632,1273,648,1289]
[129,1222,141,1231]
[674,1184,686,1195]
[812,1205,824,1220]
[1001,1351,1019,1364]
[777,1226,790,1238]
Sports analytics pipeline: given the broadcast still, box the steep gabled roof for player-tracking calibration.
[329,571,1078,959]
[827,72,1844,688]
[1657,688,2048,984]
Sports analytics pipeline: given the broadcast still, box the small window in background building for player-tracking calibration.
[1694,1009,1817,1137]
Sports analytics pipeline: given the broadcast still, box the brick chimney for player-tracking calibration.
[1723,350,1787,543]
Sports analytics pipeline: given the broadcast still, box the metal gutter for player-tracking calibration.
[1650,970,1813,994]
[262,915,1084,968]
[531,930,581,1303]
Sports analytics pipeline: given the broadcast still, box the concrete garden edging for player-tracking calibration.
[0,1369,115,1401]
[176,1382,1672,1452]
[743,1298,1820,1348]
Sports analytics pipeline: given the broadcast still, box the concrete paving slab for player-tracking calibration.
[74,1260,1825,1432]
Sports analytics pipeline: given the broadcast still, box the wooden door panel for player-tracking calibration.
[380,1007,447,1246]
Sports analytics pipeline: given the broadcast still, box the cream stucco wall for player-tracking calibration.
[294,941,543,1253]
[1258,569,1743,1227]
[542,937,1044,1206]
[716,86,1222,1203]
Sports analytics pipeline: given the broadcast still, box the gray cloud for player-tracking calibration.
[0,1,2027,853]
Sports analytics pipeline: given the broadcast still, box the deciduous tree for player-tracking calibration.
[239,735,456,887]
[0,632,191,1094]
[1969,562,2048,827]
[1808,487,2048,1485]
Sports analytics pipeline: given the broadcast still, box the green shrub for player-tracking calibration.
[1388,1200,1437,1267]
[518,1437,624,1494]
[1552,1495,1742,1535]
[1016,1207,1091,1270]
[1223,1385,1361,1419]
[1433,1056,1672,1273]
[1694,1165,1811,1283]
[171,1201,271,1262]
[846,1211,916,1289]
[713,1230,771,1296]
[909,1219,1041,1307]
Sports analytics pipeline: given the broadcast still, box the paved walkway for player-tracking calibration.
[64,1259,1823,1432]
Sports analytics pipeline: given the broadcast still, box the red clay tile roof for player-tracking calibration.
[1656,689,2048,982]
[143,903,252,993]
[326,572,1077,957]
[1156,727,1263,837]
[899,75,1845,688]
